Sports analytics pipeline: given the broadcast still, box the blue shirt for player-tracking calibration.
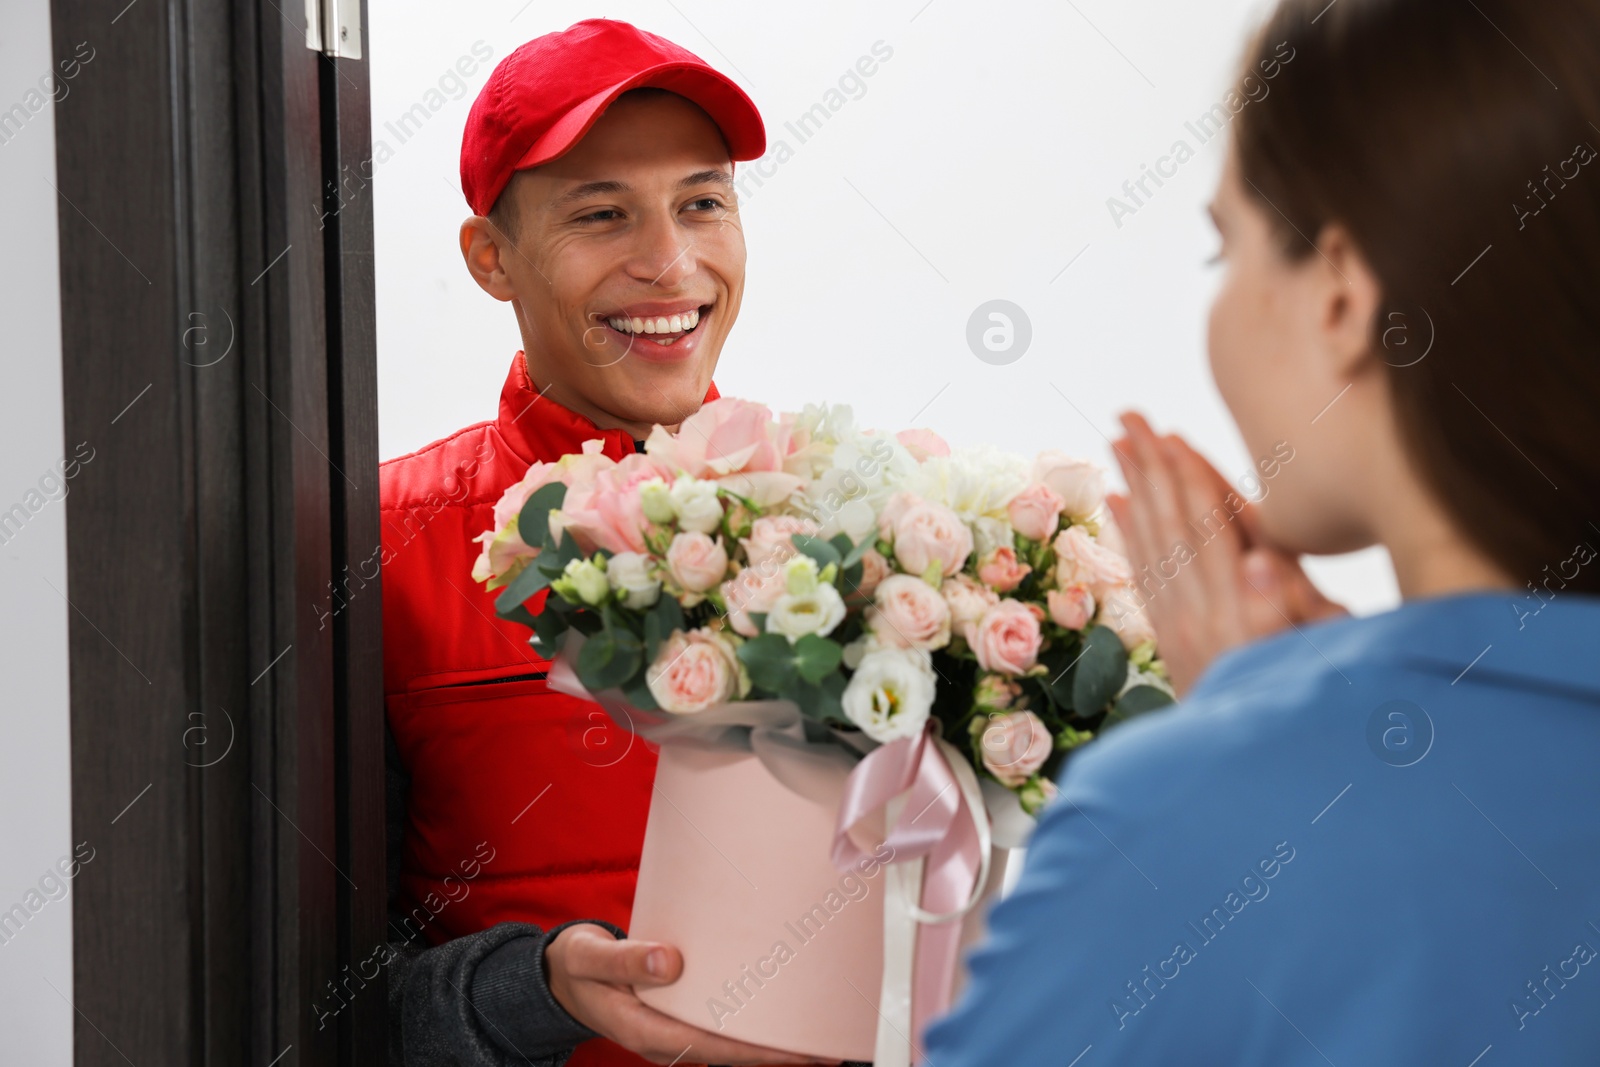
[926,591,1600,1065]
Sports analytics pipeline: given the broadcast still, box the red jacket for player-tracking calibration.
[381,353,716,1067]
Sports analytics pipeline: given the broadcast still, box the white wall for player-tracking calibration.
[0,0,77,1058]
[370,0,1397,613]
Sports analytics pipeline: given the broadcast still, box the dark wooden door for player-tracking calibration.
[52,0,384,1062]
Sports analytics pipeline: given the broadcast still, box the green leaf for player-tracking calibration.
[841,535,873,570]
[495,560,553,616]
[1039,637,1083,711]
[531,603,569,650]
[790,534,842,571]
[516,482,568,551]
[577,627,644,692]
[623,677,660,712]
[737,633,797,693]
[499,601,540,630]
[1071,625,1128,714]
[1103,684,1176,731]
[793,634,843,684]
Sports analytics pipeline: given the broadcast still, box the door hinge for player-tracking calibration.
[304,0,361,60]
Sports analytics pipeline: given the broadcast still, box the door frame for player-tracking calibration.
[51,0,384,1061]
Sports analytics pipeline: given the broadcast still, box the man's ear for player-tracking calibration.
[1311,222,1384,381]
[460,216,517,302]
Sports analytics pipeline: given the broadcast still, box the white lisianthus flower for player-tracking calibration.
[559,558,610,606]
[606,551,661,610]
[766,582,847,642]
[783,553,821,596]
[842,647,936,743]
[639,479,676,524]
[669,476,723,534]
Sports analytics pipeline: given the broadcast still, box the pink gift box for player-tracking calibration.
[628,738,1013,1063]
[630,739,889,1062]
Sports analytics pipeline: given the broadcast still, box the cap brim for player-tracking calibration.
[512,61,766,173]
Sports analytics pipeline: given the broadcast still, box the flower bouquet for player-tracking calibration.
[473,398,1173,1064]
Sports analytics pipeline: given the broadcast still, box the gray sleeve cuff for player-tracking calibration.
[470,919,626,1061]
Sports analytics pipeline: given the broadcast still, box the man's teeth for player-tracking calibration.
[606,308,701,336]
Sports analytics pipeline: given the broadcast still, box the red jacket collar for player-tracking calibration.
[494,351,721,465]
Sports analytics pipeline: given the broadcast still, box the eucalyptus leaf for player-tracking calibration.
[794,634,843,684]
[1071,625,1128,714]
[495,560,553,616]
[737,633,797,693]
[790,534,842,571]
[578,626,643,692]
[1103,684,1176,731]
[516,482,567,551]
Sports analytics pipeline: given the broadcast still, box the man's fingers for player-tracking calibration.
[563,927,682,987]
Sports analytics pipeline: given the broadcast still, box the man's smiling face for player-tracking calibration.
[462,89,745,437]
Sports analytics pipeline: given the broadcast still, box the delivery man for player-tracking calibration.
[378,19,824,1067]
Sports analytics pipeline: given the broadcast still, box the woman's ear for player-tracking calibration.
[1311,222,1385,381]
[459,216,517,302]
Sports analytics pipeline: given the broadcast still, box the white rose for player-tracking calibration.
[766,582,847,642]
[606,551,661,610]
[670,476,723,534]
[842,647,936,743]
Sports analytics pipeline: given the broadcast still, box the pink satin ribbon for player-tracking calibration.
[831,724,984,1055]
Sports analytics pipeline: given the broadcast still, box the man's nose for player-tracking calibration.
[625,211,696,288]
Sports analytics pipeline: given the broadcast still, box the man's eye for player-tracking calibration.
[686,197,724,214]
[576,208,620,224]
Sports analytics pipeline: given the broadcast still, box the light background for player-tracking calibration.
[369,0,1399,614]
[0,0,75,1057]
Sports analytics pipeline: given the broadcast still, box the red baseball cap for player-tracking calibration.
[460,18,766,216]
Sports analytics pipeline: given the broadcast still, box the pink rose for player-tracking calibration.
[643,398,806,506]
[721,565,787,637]
[941,574,999,645]
[1006,482,1066,543]
[472,460,566,584]
[974,673,1022,710]
[868,574,953,651]
[1053,525,1133,598]
[972,600,1043,676]
[876,490,917,539]
[1099,585,1156,649]
[741,514,818,570]
[856,548,891,599]
[977,546,1032,593]
[646,629,742,713]
[980,710,1052,787]
[1032,451,1107,520]
[889,500,973,579]
[895,427,951,462]
[1047,584,1095,631]
[665,531,729,594]
[560,452,674,556]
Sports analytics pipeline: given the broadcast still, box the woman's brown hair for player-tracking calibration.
[1234,0,1600,594]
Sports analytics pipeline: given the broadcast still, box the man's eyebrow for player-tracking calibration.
[679,169,733,190]
[551,180,631,207]
[550,170,732,208]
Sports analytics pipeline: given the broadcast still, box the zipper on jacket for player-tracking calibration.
[445,671,548,688]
